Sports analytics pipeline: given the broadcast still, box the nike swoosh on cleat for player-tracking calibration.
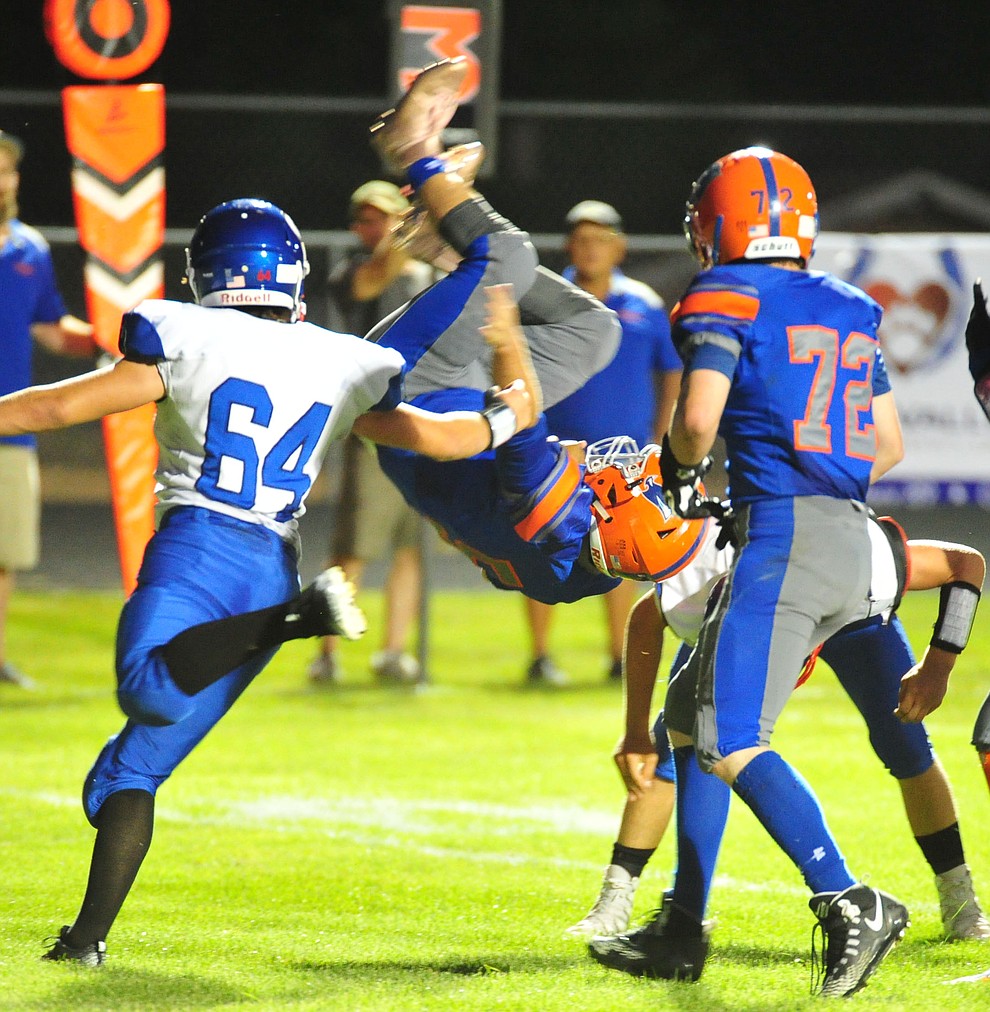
[863,892,884,932]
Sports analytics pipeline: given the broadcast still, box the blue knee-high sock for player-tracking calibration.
[732,750,855,895]
[670,745,732,920]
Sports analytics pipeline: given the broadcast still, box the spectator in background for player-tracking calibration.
[522,200,681,686]
[307,181,436,686]
[0,129,93,689]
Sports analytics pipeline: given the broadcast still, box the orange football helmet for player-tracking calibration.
[683,146,818,268]
[583,437,710,582]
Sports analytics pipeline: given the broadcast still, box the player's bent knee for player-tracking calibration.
[711,745,768,784]
[869,724,935,780]
[116,650,195,726]
[83,741,162,827]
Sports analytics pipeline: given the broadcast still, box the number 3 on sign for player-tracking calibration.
[399,5,481,101]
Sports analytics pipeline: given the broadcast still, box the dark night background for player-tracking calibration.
[7,2,990,105]
[4,1,990,581]
[3,2,990,237]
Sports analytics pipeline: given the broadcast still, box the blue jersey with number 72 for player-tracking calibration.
[671,263,889,504]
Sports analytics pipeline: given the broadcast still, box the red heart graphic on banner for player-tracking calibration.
[864,281,951,372]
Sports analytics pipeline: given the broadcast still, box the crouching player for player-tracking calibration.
[574,502,985,978]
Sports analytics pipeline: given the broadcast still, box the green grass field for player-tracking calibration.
[3,587,990,1010]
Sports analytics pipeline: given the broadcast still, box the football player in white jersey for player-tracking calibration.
[0,197,536,966]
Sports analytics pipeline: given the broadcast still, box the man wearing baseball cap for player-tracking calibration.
[307,179,437,687]
[0,130,94,689]
[521,199,683,686]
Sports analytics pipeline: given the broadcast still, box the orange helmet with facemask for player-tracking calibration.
[583,437,710,582]
[683,147,818,268]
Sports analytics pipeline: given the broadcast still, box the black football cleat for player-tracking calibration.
[41,926,106,967]
[809,883,909,997]
[588,893,710,981]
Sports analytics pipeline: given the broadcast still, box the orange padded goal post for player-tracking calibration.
[47,0,170,595]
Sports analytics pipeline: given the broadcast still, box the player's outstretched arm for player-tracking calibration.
[352,380,533,462]
[480,283,542,425]
[895,540,985,723]
[0,359,165,437]
[613,591,665,799]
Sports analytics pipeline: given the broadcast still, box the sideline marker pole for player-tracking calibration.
[47,0,170,594]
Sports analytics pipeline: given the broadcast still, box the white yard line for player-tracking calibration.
[0,786,810,896]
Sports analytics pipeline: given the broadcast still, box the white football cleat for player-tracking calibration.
[565,864,639,938]
[937,865,990,941]
[302,567,367,641]
[440,140,486,185]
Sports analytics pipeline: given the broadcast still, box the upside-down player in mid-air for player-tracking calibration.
[358,58,693,607]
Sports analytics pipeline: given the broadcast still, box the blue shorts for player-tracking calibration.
[819,614,934,780]
[83,507,298,823]
[655,616,933,784]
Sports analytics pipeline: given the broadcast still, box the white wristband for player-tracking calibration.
[482,398,517,449]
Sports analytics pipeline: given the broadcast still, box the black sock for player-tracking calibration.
[67,789,155,946]
[160,592,320,697]
[915,821,965,875]
[610,842,656,878]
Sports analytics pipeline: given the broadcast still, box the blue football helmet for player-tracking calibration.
[185,198,309,321]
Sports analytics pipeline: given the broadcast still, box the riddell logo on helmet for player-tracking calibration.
[216,291,267,304]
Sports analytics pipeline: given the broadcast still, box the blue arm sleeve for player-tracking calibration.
[872,345,892,395]
[118,311,166,363]
[369,370,406,412]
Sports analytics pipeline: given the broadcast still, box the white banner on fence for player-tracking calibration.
[813,233,990,505]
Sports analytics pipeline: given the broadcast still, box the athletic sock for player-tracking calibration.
[438,195,513,254]
[610,842,655,879]
[916,821,965,875]
[670,745,731,922]
[161,594,317,696]
[732,750,855,895]
[66,789,155,947]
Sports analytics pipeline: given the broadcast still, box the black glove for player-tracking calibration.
[968,281,990,423]
[712,503,738,551]
[659,435,713,519]
[966,281,990,382]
